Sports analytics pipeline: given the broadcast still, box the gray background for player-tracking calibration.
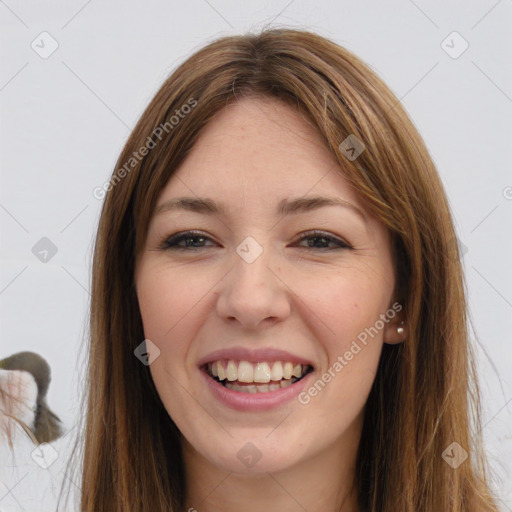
[0,0,511,510]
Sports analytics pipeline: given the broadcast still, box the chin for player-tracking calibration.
[185,426,311,475]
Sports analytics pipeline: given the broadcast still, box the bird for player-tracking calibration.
[0,351,63,445]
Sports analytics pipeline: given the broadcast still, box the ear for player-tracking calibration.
[383,309,408,345]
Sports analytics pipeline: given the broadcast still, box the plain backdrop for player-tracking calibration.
[0,1,511,510]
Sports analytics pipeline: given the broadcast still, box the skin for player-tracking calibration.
[135,97,407,512]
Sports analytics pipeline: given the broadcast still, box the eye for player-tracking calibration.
[159,230,352,252]
[159,230,217,251]
[294,230,352,251]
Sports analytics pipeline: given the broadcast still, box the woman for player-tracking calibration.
[77,28,499,511]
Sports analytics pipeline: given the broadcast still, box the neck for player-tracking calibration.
[183,414,363,512]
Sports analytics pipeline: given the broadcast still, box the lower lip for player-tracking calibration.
[200,369,313,412]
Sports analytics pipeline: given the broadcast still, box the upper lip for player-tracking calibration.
[197,346,314,368]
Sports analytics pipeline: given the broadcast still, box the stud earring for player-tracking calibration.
[396,322,405,336]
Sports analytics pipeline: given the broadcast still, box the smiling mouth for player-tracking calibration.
[203,360,314,393]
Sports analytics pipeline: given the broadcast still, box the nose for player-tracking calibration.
[215,244,291,330]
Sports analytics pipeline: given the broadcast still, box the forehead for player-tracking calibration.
[157,97,362,212]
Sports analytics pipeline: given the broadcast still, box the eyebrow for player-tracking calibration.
[154,196,367,223]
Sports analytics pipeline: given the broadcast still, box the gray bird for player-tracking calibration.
[0,351,63,443]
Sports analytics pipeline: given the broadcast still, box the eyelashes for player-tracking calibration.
[159,230,352,252]
[159,230,214,250]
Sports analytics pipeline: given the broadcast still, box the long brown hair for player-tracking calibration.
[75,28,498,511]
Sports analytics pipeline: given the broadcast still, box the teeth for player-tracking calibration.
[238,361,254,382]
[225,377,298,392]
[207,359,310,384]
[283,362,293,379]
[226,360,237,381]
[254,362,271,383]
[217,362,226,380]
[270,361,283,380]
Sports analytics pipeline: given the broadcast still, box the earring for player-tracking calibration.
[396,322,405,336]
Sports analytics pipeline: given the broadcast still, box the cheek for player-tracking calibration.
[136,265,205,418]
[295,269,388,421]
[136,261,221,402]
[136,262,209,340]
[297,267,390,345]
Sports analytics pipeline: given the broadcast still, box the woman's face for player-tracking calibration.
[135,97,404,474]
